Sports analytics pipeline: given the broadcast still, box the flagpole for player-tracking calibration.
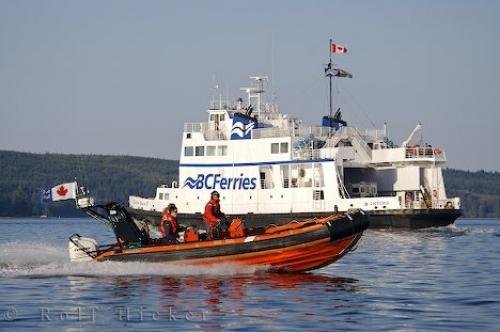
[329,38,333,121]
[328,38,334,137]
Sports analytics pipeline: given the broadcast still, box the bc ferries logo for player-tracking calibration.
[183,174,257,190]
[230,113,254,140]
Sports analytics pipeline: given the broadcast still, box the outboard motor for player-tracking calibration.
[68,234,98,262]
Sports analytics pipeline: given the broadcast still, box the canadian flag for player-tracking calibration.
[331,43,348,54]
[51,182,77,201]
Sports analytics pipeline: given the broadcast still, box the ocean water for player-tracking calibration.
[0,218,499,331]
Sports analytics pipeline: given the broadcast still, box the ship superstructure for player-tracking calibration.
[128,74,460,228]
[128,43,461,228]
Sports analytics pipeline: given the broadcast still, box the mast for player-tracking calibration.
[324,38,351,135]
[325,38,334,136]
[328,38,333,121]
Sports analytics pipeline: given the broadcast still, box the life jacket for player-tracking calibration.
[160,212,179,237]
[228,218,245,238]
[184,226,199,243]
[203,198,222,226]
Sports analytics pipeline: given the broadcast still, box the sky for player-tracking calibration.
[0,0,499,171]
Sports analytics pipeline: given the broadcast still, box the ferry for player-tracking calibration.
[128,44,461,229]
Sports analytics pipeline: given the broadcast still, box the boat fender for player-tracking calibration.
[326,218,355,242]
[326,212,368,242]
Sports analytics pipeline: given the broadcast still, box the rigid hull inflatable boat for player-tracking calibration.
[69,201,368,273]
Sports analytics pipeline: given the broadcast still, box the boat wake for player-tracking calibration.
[416,223,499,237]
[0,241,262,278]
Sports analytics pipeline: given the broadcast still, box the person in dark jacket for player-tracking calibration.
[203,191,228,240]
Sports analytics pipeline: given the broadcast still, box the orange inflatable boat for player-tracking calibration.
[69,203,369,272]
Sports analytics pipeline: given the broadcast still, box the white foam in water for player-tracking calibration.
[0,241,68,267]
[0,241,261,278]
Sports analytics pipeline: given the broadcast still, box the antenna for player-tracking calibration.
[271,36,276,105]
[240,76,268,118]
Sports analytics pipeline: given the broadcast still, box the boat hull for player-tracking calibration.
[95,212,368,272]
[367,208,462,228]
[127,207,460,230]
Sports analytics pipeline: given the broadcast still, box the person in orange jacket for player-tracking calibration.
[160,203,180,243]
[203,191,228,240]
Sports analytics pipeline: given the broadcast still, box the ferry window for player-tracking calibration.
[210,114,215,121]
[184,146,194,156]
[164,193,169,200]
[207,146,216,156]
[186,133,191,139]
[159,193,163,200]
[280,142,289,153]
[195,146,205,156]
[271,143,279,154]
[217,145,227,156]
[220,114,225,121]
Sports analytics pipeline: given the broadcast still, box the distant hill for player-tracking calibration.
[443,169,500,218]
[0,150,498,218]
[0,150,177,217]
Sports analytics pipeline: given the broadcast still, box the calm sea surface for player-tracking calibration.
[1,218,499,331]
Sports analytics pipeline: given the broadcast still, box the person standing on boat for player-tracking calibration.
[203,191,228,240]
[159,203,180,243]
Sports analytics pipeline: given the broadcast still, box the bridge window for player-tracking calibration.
[159,193,163,200]
[207,146,216,156]
[217,145,227,156]
[271,143,280,154]
[195,146,205,156]
[271,142,289,154]
[184,146,194,156]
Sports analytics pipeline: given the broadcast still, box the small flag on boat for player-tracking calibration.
[331,43,347,54]
[40,188,52,204]
[51,182,77,202]
[333,68,353,78]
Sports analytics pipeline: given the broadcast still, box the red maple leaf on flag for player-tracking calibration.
[57,185,68,196]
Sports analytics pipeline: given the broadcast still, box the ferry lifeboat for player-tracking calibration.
[69,202,368,273]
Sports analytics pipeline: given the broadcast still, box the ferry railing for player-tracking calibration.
[293,126,331,138]
[292,148,323,160]
[432,198,460,209]
[405,147,446,160]
[184,122,227,140]
[252,127,292,139]
[356,128,386,141]
[184,122,203,133]
[252,126,331,139]
[402,197,460,209]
